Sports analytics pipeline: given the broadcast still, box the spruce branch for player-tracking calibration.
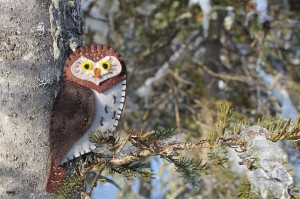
[207,104,234,145]
[216,104,233,137]
[172,157,210,189]
[89,131,120,148]
[53,107,300,199]
[233,118,253,135]
[84,161,107,198]
[110,161,154,182]
[108,140,212,166]
[57,130,213,199]
[255,115,300,143]
[144,128,176,141]
[208,145,229,168]
[51,172,85,199]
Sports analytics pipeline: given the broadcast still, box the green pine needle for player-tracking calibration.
[208,104,233,144]
[89,131,120,147]
[111,161,154,182]
[215,104,233,137]
[145,128,176,142]
[173,157,209,190]
[50,172,84,199]
[208,145,228,168]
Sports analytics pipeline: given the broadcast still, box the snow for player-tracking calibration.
[189,0,212,37]
[253,0,273,23]
[246,0,273,24]
[256,59,300,183]
[240,126,293,199]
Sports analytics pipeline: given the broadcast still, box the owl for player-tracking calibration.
[46,45,127,192]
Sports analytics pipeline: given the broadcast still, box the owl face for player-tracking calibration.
[63,45,127,93]
[70,56,122,85]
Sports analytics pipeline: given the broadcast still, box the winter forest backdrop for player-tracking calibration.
[0,0,300,198]
[81,0,300,198]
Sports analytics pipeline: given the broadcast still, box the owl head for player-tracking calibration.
[64,45,127,93]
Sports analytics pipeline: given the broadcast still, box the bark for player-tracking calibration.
[0,0,81,198]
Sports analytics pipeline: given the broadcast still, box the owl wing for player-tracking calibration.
[49,80,95,165]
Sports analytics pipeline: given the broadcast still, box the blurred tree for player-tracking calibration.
[2,0,298,198]
[77,0,300,198]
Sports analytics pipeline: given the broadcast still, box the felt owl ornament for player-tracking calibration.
[46,45,127,192]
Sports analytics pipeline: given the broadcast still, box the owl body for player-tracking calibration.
[46,45,127,192]
[61,79,126,163]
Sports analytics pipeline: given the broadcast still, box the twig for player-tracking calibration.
[80,138,213,197]
[84,161,108,198]
[167,70,195,85]
[199,64,254,83]
[109,140,212,167]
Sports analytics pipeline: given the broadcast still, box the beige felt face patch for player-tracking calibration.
[70,56,122,85]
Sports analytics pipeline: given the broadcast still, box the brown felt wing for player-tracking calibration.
[49,80,95,165]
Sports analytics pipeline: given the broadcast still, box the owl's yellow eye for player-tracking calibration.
[100,61,111,71]
[81,61,93,72]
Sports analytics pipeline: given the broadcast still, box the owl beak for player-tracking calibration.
[94,68,101,78]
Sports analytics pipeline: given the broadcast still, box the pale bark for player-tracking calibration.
[0,0,81,198]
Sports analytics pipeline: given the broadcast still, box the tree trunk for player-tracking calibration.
[0,0,81,198]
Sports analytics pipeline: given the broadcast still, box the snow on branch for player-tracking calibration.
[246,0,273,24]
[189,0,212,37]
[240,126,293,198]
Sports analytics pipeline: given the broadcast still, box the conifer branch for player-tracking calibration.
[51,172,85,199]
[108,140,212,166]
[52,104,300,199]
[84,161,107,198]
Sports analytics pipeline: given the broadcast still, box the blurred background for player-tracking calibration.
[81,0,300,198]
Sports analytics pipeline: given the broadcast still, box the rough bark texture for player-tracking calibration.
[0,0,82,198]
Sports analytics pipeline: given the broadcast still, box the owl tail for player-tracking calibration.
[46,156,67,193]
